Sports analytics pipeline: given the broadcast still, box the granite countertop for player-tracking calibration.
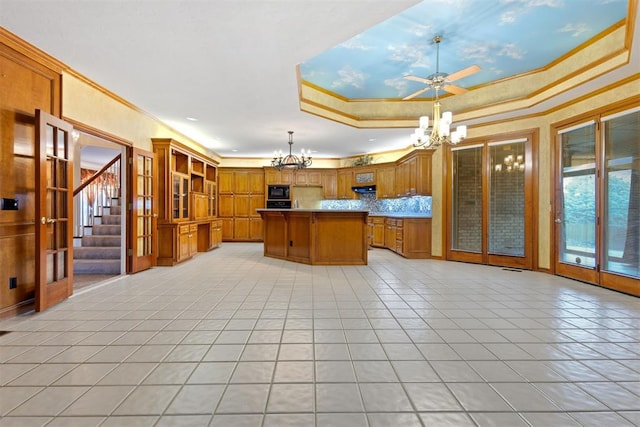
[257,208,369,213]
[368,212,432,218]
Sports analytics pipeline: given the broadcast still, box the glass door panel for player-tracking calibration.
[489,141,525,257]
[131,148,156,272]
[603,110,639,279]
[558,123,597,269]
[451,146,483,253]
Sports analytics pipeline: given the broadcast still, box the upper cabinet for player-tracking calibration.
[395,150,433,197]
[264,168,293,186]
[321,170,337,199]
[294,169,322,186]
[152,138,219,223]
[353,168,376,186]
[376,165,396,199]
[337,169,356,199]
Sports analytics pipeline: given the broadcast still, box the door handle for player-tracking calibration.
[40,217,56,224]
[554,218,563,223]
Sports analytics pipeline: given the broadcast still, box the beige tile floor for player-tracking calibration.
[0,243,638,427]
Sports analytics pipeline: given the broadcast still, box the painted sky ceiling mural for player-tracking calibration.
[300,0,628,100]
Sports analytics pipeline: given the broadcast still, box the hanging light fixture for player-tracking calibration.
[410,92,467,149]
[403,35,478,149]
[271,131,312,170]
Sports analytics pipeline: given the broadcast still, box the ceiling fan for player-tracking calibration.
[403,35,480,100]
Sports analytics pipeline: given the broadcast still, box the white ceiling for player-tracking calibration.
[0,0,636,160]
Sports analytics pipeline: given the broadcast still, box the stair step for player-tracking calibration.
[74,246,120,259]
[81,235,122,247]
[90,224,121,235]
[100,214,121,225]
[109,205,122,215]
[73,259,120,275]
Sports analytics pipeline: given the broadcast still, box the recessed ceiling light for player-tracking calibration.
[231,149,238,152]
[368,138,376,142]
[186,117,198,121]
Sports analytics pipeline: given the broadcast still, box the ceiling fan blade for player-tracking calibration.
[403,87,430,100]
[443,84,467,95]
[404,75,431,84]
[446,64,481,82]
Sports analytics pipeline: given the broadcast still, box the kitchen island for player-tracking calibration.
[257,209,369,265]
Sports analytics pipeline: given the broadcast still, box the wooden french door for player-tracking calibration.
[554,107,640,296]
[447,135,534,269]
[35,110,74,311]
[130,148,157,272]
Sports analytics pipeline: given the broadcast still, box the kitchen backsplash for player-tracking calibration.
[321,194,432,216]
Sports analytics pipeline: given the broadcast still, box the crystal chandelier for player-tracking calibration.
[410,93,467,149]
[271,131,312,170]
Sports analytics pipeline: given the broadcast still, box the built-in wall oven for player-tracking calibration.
[266,199,292,209]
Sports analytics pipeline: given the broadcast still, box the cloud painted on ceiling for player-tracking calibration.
[300,0,627,99]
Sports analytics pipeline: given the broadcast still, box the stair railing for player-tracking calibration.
[73,154,122,238]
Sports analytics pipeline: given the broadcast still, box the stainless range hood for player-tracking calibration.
[352,185,376,194]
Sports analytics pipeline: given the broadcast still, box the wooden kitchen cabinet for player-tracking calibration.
[376,165,396,199]
[153,138,220,266]
[395,150,433,197]
[382,216,430,259]
[219,168,265,241]
[294,169,322,186]
[370,216,386,247]
[337,168,356,199]
[264,168,293,185]
[322,170,337,199]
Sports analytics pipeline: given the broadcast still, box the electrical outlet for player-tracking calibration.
[9,277,17,289]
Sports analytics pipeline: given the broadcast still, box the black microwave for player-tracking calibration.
[267,185,290,200]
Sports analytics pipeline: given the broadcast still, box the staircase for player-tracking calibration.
[73,153,123,276]
[73,200,122,275]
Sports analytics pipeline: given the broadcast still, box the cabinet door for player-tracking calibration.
[206,181,217,217]
[265,169,281,185]
[219,194,235,217]
[376,166,396,199]
[307,171,322,186]
[281,169,294,185]
[385,219,396,250]
[322,170,337,199]
[218,169,234,193]
[295,170,308,186]
[372,220,385,247]
[337,169,354,199]
[250,194,265,217]
[178,225,191,261]
[189,224,198,256]
[249,171,265,194]
[234,218,250,240]
[192,193,208,220]
[250,218,263,241]
[221,218,234,240]
[234,194,251,217]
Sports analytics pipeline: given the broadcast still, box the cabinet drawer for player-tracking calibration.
[190,224,198,233]
[179,224,191,234]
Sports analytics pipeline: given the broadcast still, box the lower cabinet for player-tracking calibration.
[222,217,263,241]
[382,216,431,259]
[157,220,221,266]
[370,216,386,247]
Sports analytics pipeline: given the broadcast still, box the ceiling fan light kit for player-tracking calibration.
[271,131,312,170]
[404,35,479,149]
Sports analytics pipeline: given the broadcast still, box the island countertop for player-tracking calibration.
[257,208,369,213]
[257,209,368,265]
